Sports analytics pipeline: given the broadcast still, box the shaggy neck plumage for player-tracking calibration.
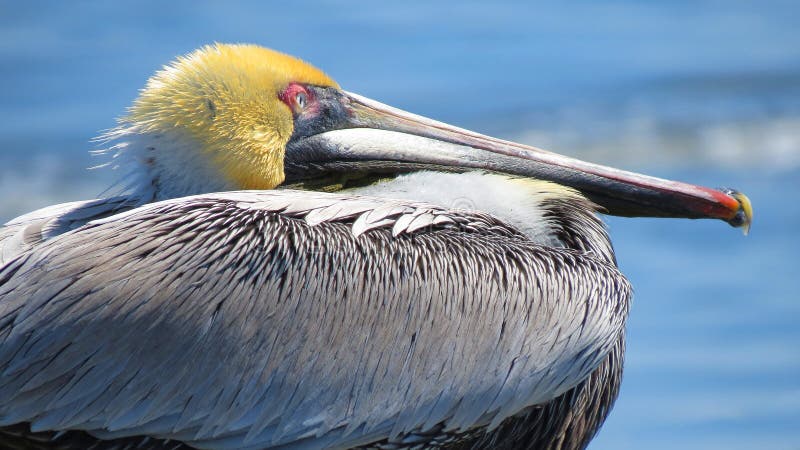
[99,125,238,203]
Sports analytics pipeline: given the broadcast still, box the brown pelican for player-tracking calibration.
[0,44,751,450]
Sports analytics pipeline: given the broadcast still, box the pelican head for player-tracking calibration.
[111,44,338,197]
[107,43,752,230]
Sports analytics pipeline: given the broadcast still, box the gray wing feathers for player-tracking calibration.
[0,196,136,265]
[230,190,504,238]
[0,190,630,449]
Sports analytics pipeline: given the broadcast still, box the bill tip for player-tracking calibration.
[721,188,752,235]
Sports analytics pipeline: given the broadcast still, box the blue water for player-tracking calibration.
[1,2,798,448]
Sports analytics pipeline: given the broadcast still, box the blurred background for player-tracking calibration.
[1,1,798,448]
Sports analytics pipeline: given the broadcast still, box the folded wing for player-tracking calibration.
[0,190,630,449]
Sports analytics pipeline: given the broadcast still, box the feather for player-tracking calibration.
[0,189,629,449]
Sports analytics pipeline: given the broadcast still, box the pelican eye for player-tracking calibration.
[280,83,311,114]
[295,91,307,109]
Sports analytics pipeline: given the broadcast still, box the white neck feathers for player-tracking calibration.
[98,126,236,202]
[346,172,580,248]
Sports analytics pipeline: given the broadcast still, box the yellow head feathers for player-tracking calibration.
[126,43,338,190]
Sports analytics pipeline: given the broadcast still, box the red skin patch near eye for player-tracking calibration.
[279,83,311,110]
